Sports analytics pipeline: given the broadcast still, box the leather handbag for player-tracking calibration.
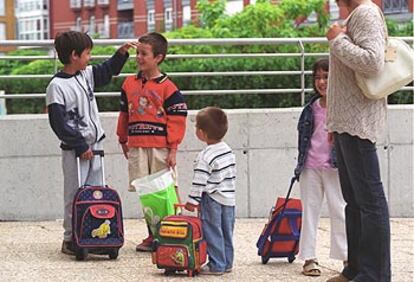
[345,4,414,100]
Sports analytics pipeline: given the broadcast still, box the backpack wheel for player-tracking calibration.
[261,255,269,264]
[288,255,295,263]
[75,248,88,261]
[109,249,119,260]
[164,269,176,276]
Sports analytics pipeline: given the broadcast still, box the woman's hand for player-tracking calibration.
[327,23,346,41]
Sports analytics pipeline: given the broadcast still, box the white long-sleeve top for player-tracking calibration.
[188,141,236,206]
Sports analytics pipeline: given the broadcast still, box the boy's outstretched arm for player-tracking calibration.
[92,42,137,88]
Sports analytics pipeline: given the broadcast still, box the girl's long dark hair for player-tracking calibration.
[312,58,329,94]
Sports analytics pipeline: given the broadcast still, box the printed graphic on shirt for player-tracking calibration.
[129,89,168,119]
[128,121,167,136]
[137,96,151,115]
[164,91,188,116]
[67,107,87,129]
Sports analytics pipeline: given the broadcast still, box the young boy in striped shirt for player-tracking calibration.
[185,107,236,275]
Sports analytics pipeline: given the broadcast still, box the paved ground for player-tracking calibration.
[0,218,412,282]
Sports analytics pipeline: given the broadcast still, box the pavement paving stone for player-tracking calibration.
[0,218,412,282]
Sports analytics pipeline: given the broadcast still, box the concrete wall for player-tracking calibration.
[0,106,412,220]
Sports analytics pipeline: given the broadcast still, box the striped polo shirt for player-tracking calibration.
[188,141,236,206]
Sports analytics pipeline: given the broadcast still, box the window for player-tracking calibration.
[0,23,5,40]
[84,0,95,7]
[70,0,82,9]
[225,0,243,16]
[183,5,191,26]
[0,0,4,16]
[89,16,96,34]
[103,14,110,37]
[76,17,82,31]
[383,0,408,14]
[164,8,173,24]
[329,0,339,20]
[147,9,155,25]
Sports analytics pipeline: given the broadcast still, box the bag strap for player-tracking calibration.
[343,2,388,41]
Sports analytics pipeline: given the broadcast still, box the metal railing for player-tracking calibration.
[0,37,413,107]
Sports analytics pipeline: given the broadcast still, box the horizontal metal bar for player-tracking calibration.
[0,37,412,47]
[0,52,331,61]
[1,87,413,99]
[0,70,314,80]
[0,89,312,99]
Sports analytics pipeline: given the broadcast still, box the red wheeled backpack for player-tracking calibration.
[256,177,302,264]
[72,150,124,260]
[152,204,207,277]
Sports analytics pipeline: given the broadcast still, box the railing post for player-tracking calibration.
[0,90,6,116]
[298,40,305,106]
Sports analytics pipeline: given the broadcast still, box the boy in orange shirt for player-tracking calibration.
[116,32,187,251]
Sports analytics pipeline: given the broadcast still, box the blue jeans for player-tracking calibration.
[334,133,391,282]
[201,193,235,272]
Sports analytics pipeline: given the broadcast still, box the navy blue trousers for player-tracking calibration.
[334,132,391,282]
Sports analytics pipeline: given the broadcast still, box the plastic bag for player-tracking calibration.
[131,169,179,234]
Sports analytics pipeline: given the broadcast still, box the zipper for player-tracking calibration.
[74,74,99,143]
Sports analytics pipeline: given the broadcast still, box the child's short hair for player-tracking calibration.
[312,58,329,93]
[54,31,93,65]
[196,107,228,141]
[138,32,168,64]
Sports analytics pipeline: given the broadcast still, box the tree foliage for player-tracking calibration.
[1,0,413,113]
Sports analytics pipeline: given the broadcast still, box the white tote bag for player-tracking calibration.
[345,5,414,100]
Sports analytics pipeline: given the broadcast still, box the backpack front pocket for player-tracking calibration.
[156,244,189,269]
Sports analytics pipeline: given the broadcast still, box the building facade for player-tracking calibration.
[50,0,199,39]
[0,0,16,52]
[50,0,413,39]
[15,0,49,40]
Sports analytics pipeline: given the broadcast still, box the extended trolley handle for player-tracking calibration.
[76,150,106,188]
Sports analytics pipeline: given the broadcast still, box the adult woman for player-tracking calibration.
[326,0,390,281]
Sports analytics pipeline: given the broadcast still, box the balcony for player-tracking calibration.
[97,0,110,7]
[97,23,110,38]
[70,0,81,10]
[117,0,133,11]
[117,22,134,38]
[84,0,95,9]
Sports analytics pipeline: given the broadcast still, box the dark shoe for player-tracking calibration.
[61,240,75,256]
[326,274,350,282]
[135,235,153,252]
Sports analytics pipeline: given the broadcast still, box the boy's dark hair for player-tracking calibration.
[54,31,93,65]
[312,58,329,94]
[138,32,168,64]
[196,107,228,141]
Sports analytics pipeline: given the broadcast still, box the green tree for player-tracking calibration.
[1,0,413,113]
[197,0,227,29]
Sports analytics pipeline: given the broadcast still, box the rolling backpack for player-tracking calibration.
[256,176,302,264]
[152,204,207,277]
[72,150,124,260]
